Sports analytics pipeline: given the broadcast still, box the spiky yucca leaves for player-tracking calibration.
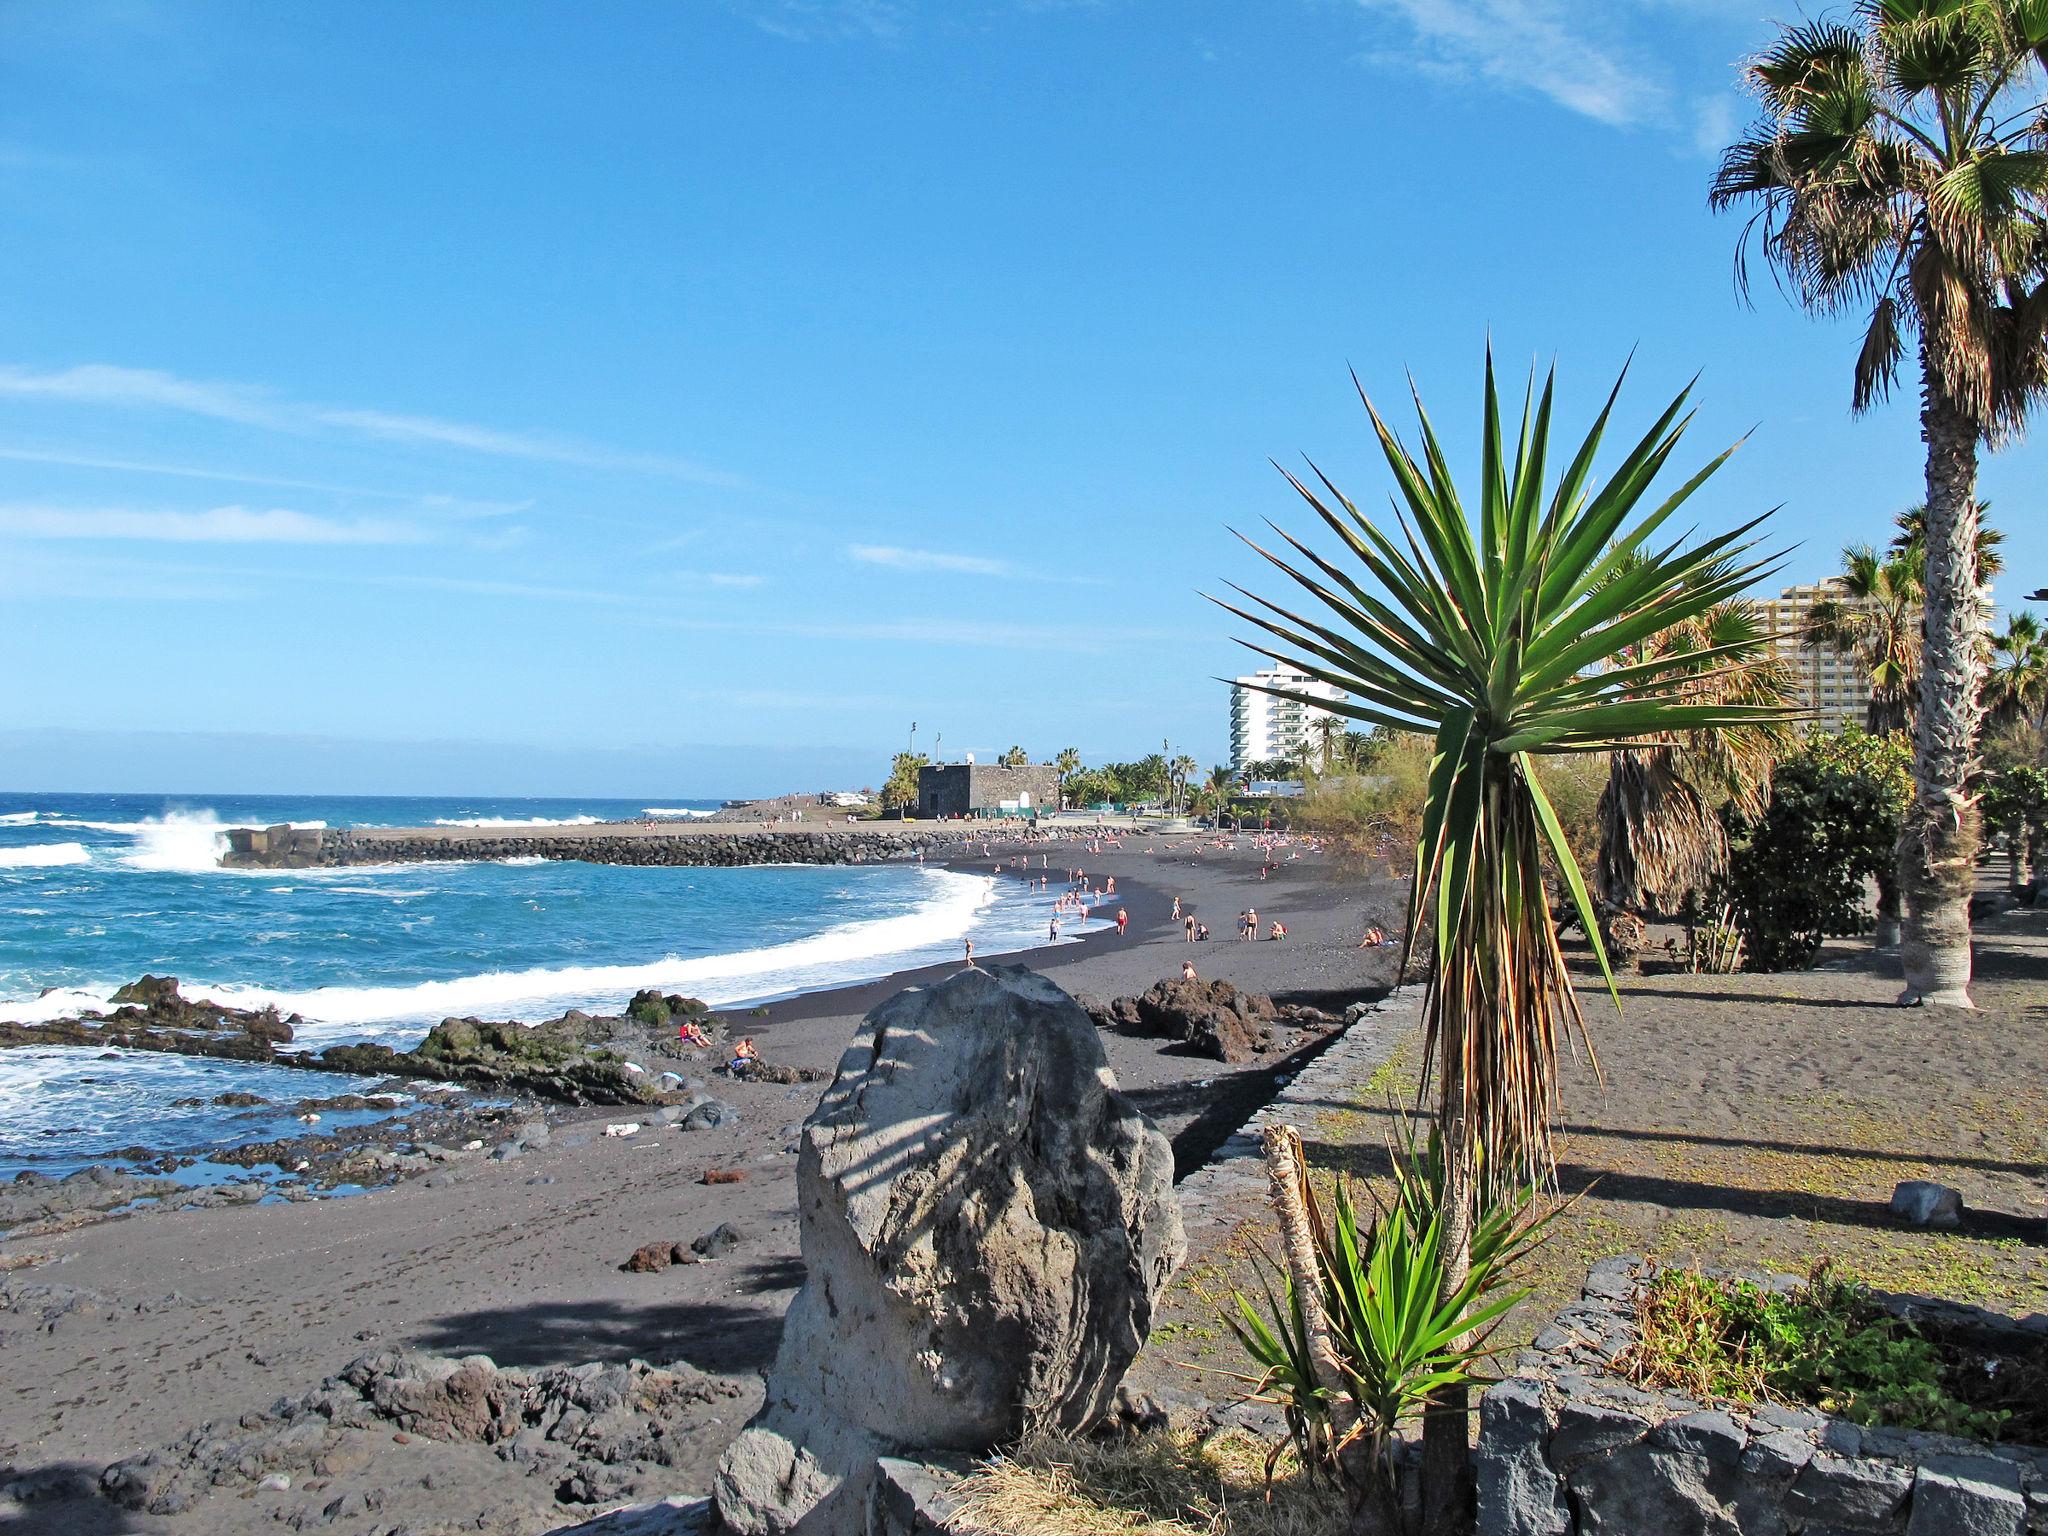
[1597,600,1799,917]
[1216,356,1786,1191]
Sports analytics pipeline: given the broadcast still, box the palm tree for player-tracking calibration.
[1710,4,2048,1007]
[997,745,1029,769]
[1597,599,1798,918]
[1052,747,1081,809]
[1985,611,2048,730]
[1309,713,1346,772]
[1809,544,1925,736]
[1203,763,1234,824]
[1891,501,2005,586]
[1168,753,1199,814]
[1219,354,1786,1528]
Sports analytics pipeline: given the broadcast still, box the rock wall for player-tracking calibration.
[1480,1256,2048,1536]
[223,826,953,870]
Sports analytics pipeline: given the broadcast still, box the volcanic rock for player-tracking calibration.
[713,963,1183,1535]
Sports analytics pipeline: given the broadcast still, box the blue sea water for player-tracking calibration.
[0,791,1062,1181]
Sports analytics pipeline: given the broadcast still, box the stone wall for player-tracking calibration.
[915,764,1059,819]
[222,825,954,871]
[1479,1256,2048,1535]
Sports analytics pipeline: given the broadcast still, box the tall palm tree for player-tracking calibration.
[1597,599,1798,917]
[1711,3,2048,1007]
[1168,753,1199,814]
[1985,611,2048,730]
[1052,747,1081,809]
[1309,713,1347,772]
[1219,354,1786,1529]
[1809,544,1925,735]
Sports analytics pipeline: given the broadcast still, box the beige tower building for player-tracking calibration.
[1754,578,1873,731]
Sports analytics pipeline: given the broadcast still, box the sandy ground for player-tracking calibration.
[1137,904,2048,1423]
[0,832,1404,1536]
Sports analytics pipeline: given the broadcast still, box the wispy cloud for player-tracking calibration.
[846,541,1105,586]
[676,569,767,589]
[0,504,424,544]
[1346,0,1737,140]
[0,444,531,517]
[847,542,1013,576]
[723,0,914,41]
[0,363,746,487]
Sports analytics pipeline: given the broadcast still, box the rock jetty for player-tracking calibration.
[222,823,954,870]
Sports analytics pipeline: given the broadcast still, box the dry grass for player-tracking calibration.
[949,1431,1350,1536]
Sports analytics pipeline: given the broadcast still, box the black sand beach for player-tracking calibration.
[0,830,1405,1535]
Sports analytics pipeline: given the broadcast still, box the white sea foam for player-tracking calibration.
[119,811,231,872]
[430,815,605,829]
[0,842,91,869]
[0,811,37,826]
[643,807,716,819]
[0,870,1006,1038]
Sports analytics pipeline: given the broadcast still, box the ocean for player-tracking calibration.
[0,791,1062,1181]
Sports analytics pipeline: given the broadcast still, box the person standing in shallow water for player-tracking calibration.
[963,938,975,968]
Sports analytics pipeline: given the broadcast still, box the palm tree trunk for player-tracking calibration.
[1897,380,1985,1006]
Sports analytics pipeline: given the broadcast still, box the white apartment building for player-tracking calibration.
[1755,578,1873,731]
[1228,667,1347,773]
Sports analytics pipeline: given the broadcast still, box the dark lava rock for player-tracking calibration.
[1097,977,1277,1063]
[691,1222,748,1261]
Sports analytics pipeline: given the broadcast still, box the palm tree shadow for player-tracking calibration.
[407,1274,797,1375]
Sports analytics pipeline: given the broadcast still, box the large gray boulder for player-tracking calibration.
[714,964,1184,1535]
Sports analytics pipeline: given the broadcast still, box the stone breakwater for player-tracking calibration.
[222,823,956,870]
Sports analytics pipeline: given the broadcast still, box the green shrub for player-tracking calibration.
[1625,1266,2008,1441]
[1720,728,1908,970]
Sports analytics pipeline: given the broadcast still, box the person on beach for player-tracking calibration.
[1197,922,1210,941]
[1050,915,1060,941]
[964,938,976,968]
[731,1037,759,1070]
[1184,915,1196,942]
[1170,895,1181,920]
[678,1019,711,1049]
[1181,959,1198,982]
[1246,907,1259,939]
[1269,920,1287,940]
[1115,907,1128,937]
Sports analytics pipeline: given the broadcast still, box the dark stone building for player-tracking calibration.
[915,763,1060,819]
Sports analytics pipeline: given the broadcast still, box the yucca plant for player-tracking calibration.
[1227,1118,1554,1535]
[1214,353,1789,1531]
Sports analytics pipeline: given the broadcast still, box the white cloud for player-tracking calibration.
[847,542,1013,576]
[0,444,532,516]
[688,570,767,589]
[0,363,745,486]
[1346,0,1741,138]
[0,504,423,544]
[724,0,914,41]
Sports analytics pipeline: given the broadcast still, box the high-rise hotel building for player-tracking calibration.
[1228,666,1348,773]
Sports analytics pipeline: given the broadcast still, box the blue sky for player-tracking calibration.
[1,0,2039,796]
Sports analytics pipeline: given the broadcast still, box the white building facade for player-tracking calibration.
[1228,666,1348,773]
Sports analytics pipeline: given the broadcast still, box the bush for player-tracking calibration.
[1623,1266,2010,1441]
[1720,728,1908,970]
[1288,732,1431,862]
